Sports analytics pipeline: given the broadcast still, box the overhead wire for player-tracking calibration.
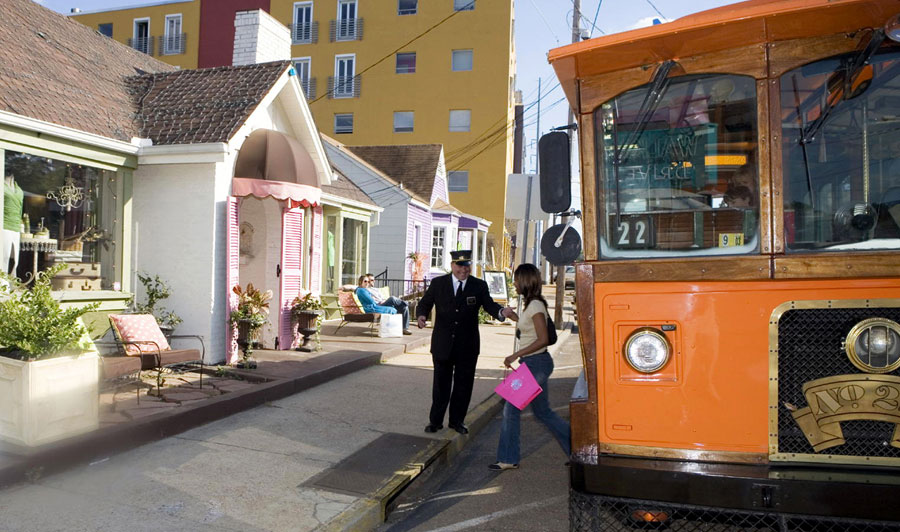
[448,94,569,170]
[644,0,666,20]
[307,0,476,107]
[589,1,604,38]
[445,80,561,160]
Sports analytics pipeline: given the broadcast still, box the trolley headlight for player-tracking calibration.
[623,327,671,373]
[844,318,900,373]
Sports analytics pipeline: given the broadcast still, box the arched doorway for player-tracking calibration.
[226,129,322,362]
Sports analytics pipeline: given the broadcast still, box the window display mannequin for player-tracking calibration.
[3,175,23,274]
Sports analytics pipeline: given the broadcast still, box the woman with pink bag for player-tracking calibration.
[489,263,571,471]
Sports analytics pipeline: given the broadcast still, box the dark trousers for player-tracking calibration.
[429,355,477,427]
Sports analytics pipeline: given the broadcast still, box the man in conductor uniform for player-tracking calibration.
[417,250,513,434]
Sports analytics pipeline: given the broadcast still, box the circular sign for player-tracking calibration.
[845,318,900,374]
[540,224,582,266]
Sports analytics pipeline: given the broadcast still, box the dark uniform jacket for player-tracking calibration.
[416,274,504,362]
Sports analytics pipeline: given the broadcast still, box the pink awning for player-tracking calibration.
[232,177,321,207]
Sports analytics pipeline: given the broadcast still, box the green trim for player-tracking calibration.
[341,207,372,221]
[119,169,134,293]
[0,124,136,170]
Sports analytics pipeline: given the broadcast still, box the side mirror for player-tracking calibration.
[538,132,571,213]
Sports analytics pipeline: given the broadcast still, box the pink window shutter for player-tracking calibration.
[280,208,304,350]
[226,196,240,364]
[309,205,323,294]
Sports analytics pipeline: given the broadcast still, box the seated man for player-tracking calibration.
[355,275,412,335]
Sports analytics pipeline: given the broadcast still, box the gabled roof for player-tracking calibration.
[0,0,174,142]
[320,134,431,206]
[431,198,461,216]
[128,61,291,145]
[345,144,444,202]
[322,167,377,208]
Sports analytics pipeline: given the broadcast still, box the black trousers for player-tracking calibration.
[429,355,477,427]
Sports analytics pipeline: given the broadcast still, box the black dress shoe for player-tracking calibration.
[424,424,443,433]
[449,423,469,434]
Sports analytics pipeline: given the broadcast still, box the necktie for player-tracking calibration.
[456,281,463,297]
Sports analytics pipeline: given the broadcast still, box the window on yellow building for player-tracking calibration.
[448,171,469,192]
[394,112,414,133]
[98,23,112,37]
[451,49,473,71]
[453,0,475,11]
[449,110,471,132]
[293,1,316,44]
[396,52,416,74]
[163,14,184,55]
[335,113,353,134]
[399,0,417,15]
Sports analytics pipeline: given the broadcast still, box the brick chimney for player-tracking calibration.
[232,9,291,66]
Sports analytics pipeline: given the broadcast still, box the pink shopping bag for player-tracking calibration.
[494,363,543,410]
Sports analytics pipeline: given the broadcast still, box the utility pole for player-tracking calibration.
[522,77,540,265]
[555,0,580,327]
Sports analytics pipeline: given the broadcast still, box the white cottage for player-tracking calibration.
[131,61,336,361]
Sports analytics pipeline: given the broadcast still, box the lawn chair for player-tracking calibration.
[335,290,379,334]
[108,314,205,395]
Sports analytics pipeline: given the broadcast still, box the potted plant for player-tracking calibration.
[291,291,324,352]
[230,283,272,368]
[133,272,182,337]
[0,266,100,447]
[407,251,428,283]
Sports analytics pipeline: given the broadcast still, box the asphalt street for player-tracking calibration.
[380,332,582,532]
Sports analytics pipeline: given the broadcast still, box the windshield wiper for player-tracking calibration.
[800,29,885,145]
[614,60,675,166]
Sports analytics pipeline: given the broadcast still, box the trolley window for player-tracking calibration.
[595,73,759,259]
[781,48,900,251]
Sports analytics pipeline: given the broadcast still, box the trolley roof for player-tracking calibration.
[548,0,900,106]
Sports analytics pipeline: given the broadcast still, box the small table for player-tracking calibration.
[19,237,57,284]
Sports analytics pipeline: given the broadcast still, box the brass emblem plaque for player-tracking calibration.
[787,374,900,452]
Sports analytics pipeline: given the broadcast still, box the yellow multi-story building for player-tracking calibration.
[71,0,516,265]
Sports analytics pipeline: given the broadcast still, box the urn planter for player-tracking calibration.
[0,349,99,447]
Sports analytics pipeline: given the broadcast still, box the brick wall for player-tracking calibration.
[232,9,290,66]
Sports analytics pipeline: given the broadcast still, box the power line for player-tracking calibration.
[644,0,666,20]
[307,0,475,107]
[589,0,604,38]
[527,0,560,45]
[444,82,562,166]
[448,94,569,171]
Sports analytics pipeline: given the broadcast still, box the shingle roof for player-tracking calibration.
[0,0,174,141]
[322,167,376,207]
[128,61,290,145]
[345,144,444,202]
[0,0,289,147]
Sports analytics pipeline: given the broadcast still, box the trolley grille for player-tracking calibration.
[776,306,900,460]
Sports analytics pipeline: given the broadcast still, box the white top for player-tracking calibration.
[452,276,466,294]
[518,299,548,357]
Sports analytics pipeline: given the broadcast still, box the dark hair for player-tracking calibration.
[514,263,548,311]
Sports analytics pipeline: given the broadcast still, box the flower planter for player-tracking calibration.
[292,310,321,352]
[0,350,99,447]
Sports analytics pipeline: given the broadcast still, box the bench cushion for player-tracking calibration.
[100,355,142,380]
[109,314,171,355]
[140,349,202,370]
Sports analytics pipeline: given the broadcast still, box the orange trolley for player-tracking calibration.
[540,0,900,529]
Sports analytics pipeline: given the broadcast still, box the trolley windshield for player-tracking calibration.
[781,48,900,251]
[594,74,759,259]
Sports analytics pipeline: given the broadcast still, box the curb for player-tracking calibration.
[324,327,575,530]
[322,392,506,531]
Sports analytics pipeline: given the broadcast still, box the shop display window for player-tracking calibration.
[3,151,118,291]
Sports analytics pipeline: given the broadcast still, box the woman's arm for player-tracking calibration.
[504,310,549,368]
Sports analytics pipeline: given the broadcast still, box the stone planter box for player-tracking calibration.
[0,350,99,447]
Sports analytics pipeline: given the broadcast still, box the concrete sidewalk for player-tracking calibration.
[0,287,576,531]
